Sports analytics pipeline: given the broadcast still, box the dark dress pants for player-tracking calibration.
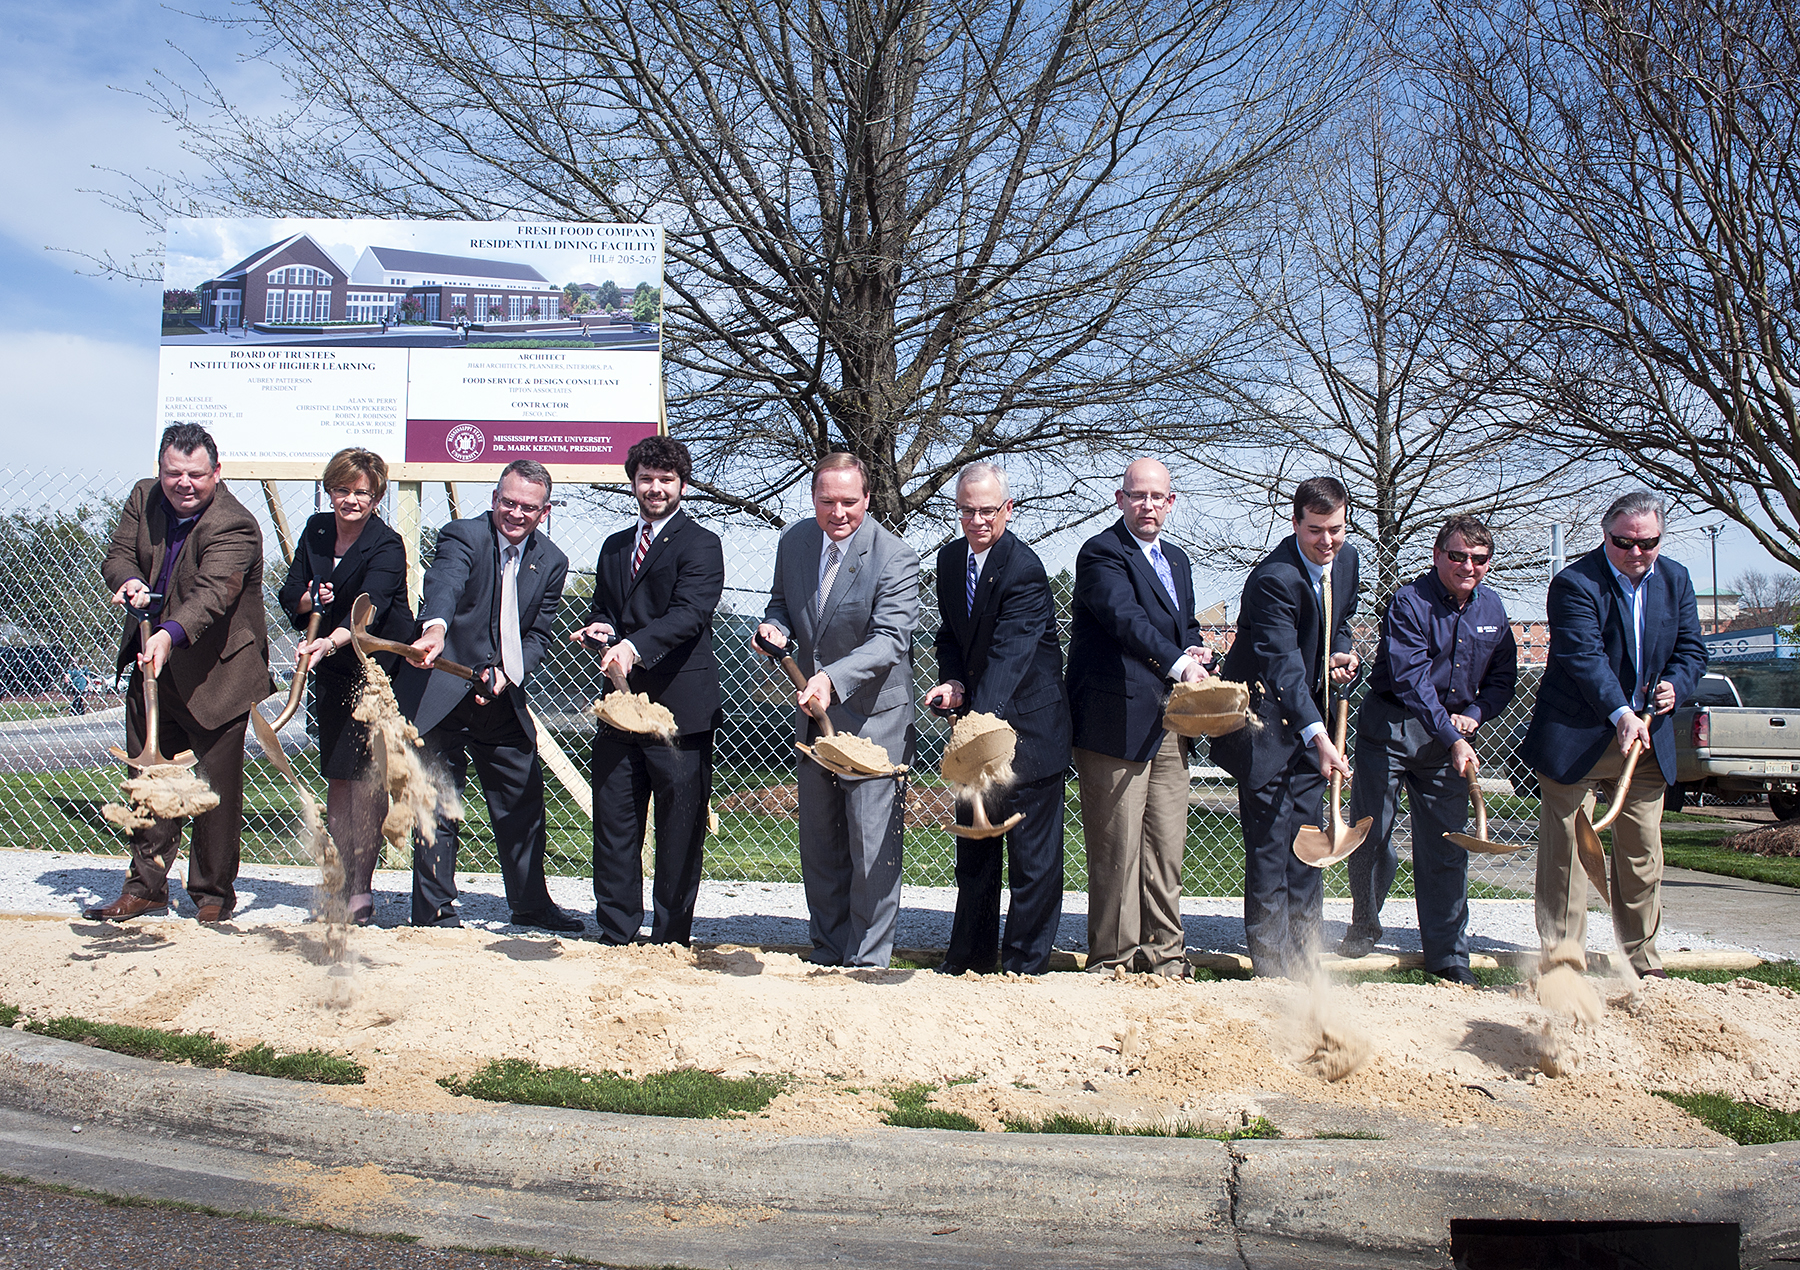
[1238,743,1326,978]
[591,725,713,945]
[1344,695,1473,972]
[943,772,1067,975]
[121,669,248,913]
[413,690,557,925]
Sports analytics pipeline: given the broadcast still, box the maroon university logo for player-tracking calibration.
[446,423,486,462]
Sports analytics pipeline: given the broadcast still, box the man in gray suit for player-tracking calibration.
[759,452,921,967]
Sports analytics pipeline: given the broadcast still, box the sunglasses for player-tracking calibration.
[1442,549,1491,566]
[1608,533,1661,552]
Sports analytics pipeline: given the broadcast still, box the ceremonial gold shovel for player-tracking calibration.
[932,704,1024,839]
[1571,719,1649,907]
[349,593,477,682]
[267,606,324,731]
[753,631,906,780]
[1293,696,1373,867]
[110,612,198,771]
[1445,757,1522,854]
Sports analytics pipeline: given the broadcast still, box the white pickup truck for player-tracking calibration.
[1674,673,1800,818]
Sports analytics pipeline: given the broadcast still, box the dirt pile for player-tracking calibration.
[4,919,1792,1148]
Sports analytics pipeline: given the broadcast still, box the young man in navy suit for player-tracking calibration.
[400,460,584,933]
[1067,458,1209,977]
[926,462,1072,976]
[1212,477,1360,979]
[573,436,724,946]
[1524,490,1706,977]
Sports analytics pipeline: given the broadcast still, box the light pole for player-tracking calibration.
[1701,523,1724,632]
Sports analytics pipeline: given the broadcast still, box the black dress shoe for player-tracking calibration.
[414,914,462,929]
[1337,928,1379,958]
[511,908,584,934]
[1641,967,1668,979]
[1429,965,1480,987]
[82,894,168,922]
[935,962,969,976]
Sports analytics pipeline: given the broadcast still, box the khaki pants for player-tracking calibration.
[1535,742,1666,974]
[1075,732,1188,973]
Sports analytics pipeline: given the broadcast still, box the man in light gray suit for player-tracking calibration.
[759,452,921,967]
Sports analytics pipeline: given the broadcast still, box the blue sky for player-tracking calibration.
[0,1,1791,608]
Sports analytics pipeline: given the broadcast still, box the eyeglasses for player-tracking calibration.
[1608,533,1660,552]
[1442,549,1491,566]
[326,487,375,503]
[957,504,1007,521]
[1121,490,1172,507]
[496,496,547,516]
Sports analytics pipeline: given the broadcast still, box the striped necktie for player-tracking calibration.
[966,550,979,616]
[631,521,652,577]
[817,542,841,618]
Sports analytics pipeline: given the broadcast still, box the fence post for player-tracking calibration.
[395,480,424,609]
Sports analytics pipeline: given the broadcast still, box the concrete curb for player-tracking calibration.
[4,1030,1800,1260]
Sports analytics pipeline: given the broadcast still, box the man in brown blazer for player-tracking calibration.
[89,423,273,922]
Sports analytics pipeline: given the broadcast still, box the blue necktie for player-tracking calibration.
[966,551,979,615]
[1150,543,1178,606]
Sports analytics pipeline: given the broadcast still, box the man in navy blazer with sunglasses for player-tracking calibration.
[1524,490,1706,979]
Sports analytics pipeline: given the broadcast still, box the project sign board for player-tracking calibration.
[158,217,665,483]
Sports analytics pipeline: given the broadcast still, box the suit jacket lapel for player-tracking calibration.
[962,533,1013,654]
[1116,521,1176,620]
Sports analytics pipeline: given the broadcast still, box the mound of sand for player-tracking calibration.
[812,733,894,775]
[941,712,1015,790]
[594,692,678,740]
[100,765,219,830]
[5,919,1795,1148]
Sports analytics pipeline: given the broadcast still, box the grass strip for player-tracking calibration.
[883,1081,982,1131]
[440,1058,785,1118]
[1666,961,1800,989]
[21,1013,363,1084]
[1655,1091,1800,1145]
[1334,966,1522,987]
[1004,1112,1281,1139]
[1661,821,1800,889]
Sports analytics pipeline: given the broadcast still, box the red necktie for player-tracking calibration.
[632,522,651,577]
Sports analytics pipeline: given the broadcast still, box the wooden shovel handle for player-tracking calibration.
[354,631,477,682]
[755,631,833,734]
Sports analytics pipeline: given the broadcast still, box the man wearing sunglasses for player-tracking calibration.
[1523,490,1706,979]
[1336,515,1518,984]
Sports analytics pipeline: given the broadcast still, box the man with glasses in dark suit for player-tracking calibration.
[1524,490,1706,979]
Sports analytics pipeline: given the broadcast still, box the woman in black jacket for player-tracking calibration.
[277,448,414,926]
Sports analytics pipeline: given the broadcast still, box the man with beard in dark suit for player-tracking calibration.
[1067,458,1210,977]
[399,459,584,933]
[89,423,273,923]
[1213,476,1360,979]
[573,436,724,946]
[925,462,1072,976]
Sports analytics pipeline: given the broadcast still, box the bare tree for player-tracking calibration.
[1729,569,1800,625]
[1188,23,1595,604]
[1428,0,1800,570]
[110,0,1350,532]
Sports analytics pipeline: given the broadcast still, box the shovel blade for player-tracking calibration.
[1310,816,1372,867]
[1573,810,1611,906]
[948,813,1024,839]
[1293,825,1336,866]
[1445,831,1525,855]
[249,708,299,784]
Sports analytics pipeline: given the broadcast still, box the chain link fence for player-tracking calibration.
[0,468,1550,902]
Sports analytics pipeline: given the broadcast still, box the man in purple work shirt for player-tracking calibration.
[1337,514,1518,983]
[89,423,272,924]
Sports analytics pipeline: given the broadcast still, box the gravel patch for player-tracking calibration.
[0,846,1776,960]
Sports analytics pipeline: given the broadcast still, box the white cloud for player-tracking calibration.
[0,333,158,479]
